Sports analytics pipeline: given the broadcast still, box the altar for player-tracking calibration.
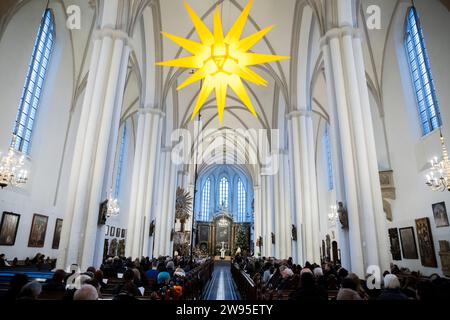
[195,209,251,256]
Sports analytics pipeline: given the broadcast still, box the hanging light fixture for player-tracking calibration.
[0,136,28,189]
[156,0,289,123]
[425,131,450,192]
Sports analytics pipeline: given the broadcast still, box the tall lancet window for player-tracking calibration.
[11,9,55,154]
[237,179,246,222]
[219,176,229,208]
[200,178,211,221]
[114,125,127,198]
[324,125,334,191]
[405,7,441,135]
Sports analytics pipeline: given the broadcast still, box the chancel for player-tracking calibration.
[0,0,450,303]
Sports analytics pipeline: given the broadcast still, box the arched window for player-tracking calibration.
[405,7,441,135]
[323,125,334,191]
[114,125,127,198]
[219,176,229,208]
[200,178,211,221]
[11,9,55,154]
[237,179,246,222]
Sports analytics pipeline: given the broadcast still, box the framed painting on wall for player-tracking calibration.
[399,227,419,259]
[121,229,125,238]
[116,228,121,237]
[415,218,438,268]
[0,212,20,246]
[51,218,63,249]
[28,214,48,248]
[105,225,109,236]
[432,202,449,228]
[110,226,115,236]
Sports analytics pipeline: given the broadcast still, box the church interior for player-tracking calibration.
[0,0,450,302]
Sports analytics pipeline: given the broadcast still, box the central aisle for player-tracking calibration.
[202,261,241,300]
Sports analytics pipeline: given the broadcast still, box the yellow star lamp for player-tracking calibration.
[157,0,289,122]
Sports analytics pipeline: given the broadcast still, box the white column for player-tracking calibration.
[81,36,126,269]
[281,152,292,259]
[57,38,102,269]
[329,31,364,277]
[354,39,390,272]
[253,185,261,255]
[157,150,172,255]
[131,112,152,258]
[125,113,145,257]
[152,151,167,257]
[263,175,274,257]
[274,164,282,258]
[126,108,164,259]
[306,115,321,263]
[287,115,304,264]
[299,113,314,263]
[321,40,351,270]
[320,25,389,276]
[142,110,164,257]
[164,162,178,255]
[57,28,132,270]
[341,30,379,268]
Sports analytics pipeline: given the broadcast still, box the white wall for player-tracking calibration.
[0,2,75,260]
[377,1,450,275]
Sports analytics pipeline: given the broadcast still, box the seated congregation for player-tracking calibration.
[1,254,213,301]
[232,256,450,301]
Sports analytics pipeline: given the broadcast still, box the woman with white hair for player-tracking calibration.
[378,274,408,300]
[73,284,99,300]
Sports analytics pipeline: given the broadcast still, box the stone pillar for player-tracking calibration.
[126,108,164,259]
[274,160,282,259]
[253,185,262,256]
[287,115,304,264]
[287,110,320,263]
[262,175,274,257]
[57,28,131,271]
[281,152,293,259]
[320,25,388,276]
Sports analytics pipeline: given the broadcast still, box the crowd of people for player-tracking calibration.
[2,255,211,301]
[3,252,450,301]
[0,253,56,270]
[234,255,450,300]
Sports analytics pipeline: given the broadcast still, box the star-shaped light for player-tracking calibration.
[157,0,289,122]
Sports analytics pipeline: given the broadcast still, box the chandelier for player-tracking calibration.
[328,204,338,224]
[0,139,28,189]
[105,190,120,218]
[426,132,450,192]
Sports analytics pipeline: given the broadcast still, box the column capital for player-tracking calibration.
[93,26,131,43]
[320,25,362,47]
[139,107,165,118]
[286,109,312,119]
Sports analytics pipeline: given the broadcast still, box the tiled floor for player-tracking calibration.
[202,261,241,300]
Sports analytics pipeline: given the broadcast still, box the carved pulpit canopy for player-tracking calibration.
[379,170,396,221]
